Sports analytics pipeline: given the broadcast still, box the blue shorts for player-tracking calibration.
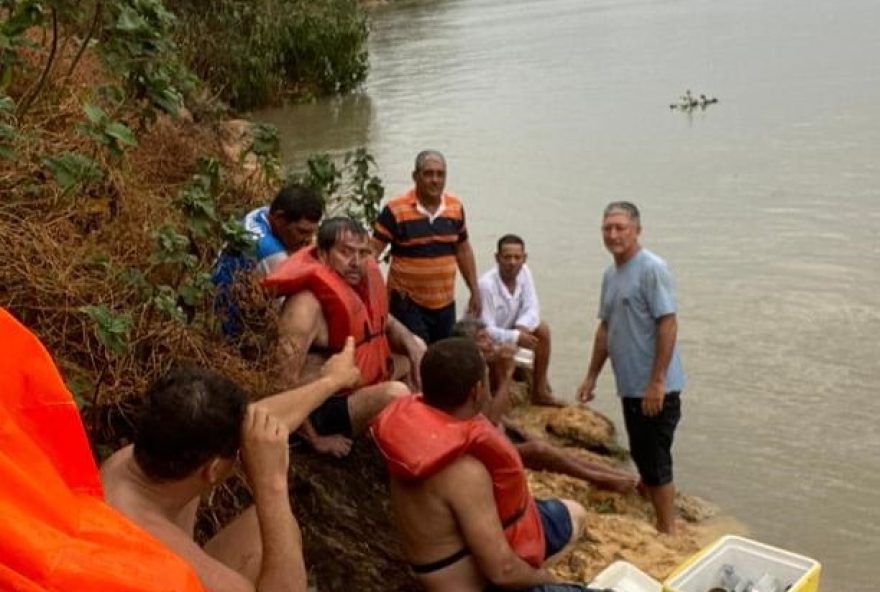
[536,498,573,559]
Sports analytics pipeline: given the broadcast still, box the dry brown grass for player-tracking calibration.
[1,38,278,454]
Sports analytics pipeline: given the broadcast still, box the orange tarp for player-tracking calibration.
[0,308,206,592]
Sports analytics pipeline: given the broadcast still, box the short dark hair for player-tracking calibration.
[451,318,486,340]
[316,216,368,252]
[496,234,525,253]
[603,201,641,226]
[420,338,485,410]
[133,367,247,482]
[269,184,324,222]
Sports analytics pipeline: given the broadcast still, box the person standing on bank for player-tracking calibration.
[372,150,481,343]
[576,201,685,535]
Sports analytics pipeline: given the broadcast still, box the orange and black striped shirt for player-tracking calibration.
[373,188,468,310]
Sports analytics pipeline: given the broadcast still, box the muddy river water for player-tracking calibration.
[255,0,880,588]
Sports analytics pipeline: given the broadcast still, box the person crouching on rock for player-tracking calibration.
[372,338,598,592]
[263,216,426,458]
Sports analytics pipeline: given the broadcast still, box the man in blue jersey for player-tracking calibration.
[576,201,685,535]
[212,184,324,335]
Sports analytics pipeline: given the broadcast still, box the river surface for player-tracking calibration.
[255,0,880,588]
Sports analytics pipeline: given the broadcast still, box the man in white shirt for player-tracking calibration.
[479,234,563,406]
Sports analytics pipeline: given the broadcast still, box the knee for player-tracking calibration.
[534,321,551,341]
[384,380,409,401]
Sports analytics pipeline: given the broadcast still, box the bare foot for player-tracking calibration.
[531,393,567,407]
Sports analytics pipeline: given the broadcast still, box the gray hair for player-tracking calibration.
[451,318,486,340]
[603,201,641,226]
[414,150,446,172]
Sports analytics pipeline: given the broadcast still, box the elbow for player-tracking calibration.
[484,556,522,587]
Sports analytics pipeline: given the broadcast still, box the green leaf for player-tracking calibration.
[105,121,137,146]
[152,286,185,322]
[80,304,132,355]
[83,103,108,125]
[43,152,104,193]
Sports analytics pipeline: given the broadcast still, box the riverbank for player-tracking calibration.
[2,12,729,588]
[513,403,724,583]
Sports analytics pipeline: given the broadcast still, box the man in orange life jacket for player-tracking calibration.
[371,338,593,592]
[264,217,426,458]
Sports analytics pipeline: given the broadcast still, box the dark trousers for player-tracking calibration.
[389,291,456,344]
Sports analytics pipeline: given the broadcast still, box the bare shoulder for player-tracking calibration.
[280,290,321,319]
[278,290,326,337]
[434,455,492,499]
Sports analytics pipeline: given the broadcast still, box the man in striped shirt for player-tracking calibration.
[372,150,481,343]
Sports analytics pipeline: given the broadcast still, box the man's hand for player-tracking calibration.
[641,381,665,416]
[240,405,290,496]
[516,331,538,350]
[310,434,353,458]
[576,376,597,404]
[467,290,482,317]
[405,334,427,390]
[320,335,361,391]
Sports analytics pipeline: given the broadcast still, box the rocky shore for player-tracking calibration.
[195,396,725,590]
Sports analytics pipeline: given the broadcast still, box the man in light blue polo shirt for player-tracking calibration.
[577,201,685,535]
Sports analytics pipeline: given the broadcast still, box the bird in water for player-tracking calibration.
[699,94,719,107]
[669,90,718,110]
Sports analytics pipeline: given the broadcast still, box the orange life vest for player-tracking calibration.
[263,245,392,386]
[370,395,546,566]
[0,308,205,592]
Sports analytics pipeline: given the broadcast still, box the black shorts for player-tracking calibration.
[308,395,353,437]
[621,392,681,487]
[389,291,456,344]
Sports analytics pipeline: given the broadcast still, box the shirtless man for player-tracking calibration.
[372,338,595,592]
[101,341,360,592]
[264,217,425,458]
[451,319,639,494]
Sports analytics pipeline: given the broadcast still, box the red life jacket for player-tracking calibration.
[263,245,392,386]
[371,396,546,566]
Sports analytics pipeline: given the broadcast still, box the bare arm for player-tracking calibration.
[370,236,388,260]
[485,347,516,424]
[275,292,321,389]
[242,406,305,592]
[275,292,355,455]
[259,337,361,433]
[444,458,556,588]
[386,315,426,388]
[455,239,481,316]
[576,321,608,403]
[642,313,677,416]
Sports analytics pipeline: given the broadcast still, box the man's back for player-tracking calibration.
[390,456,498,592]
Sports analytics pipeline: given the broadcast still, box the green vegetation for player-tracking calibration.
[166,0,369,110]
[0,0,381,416]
